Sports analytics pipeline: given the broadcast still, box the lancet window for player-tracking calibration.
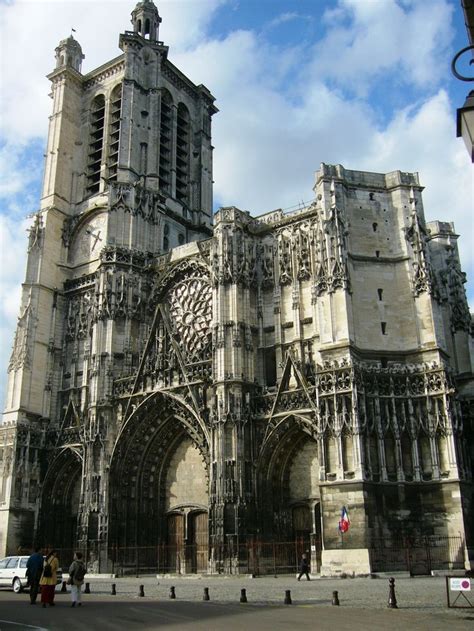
[108,84,122,182]
[159,90,173,195]
[176,103,190,205]
[86,95,105,196]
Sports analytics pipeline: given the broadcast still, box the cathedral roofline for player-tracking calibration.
[316,162,424,192]
[82,54,125,84]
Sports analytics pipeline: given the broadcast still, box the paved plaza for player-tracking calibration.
[0,575,473,630]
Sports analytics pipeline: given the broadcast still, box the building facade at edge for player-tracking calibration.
[0,0,473,575]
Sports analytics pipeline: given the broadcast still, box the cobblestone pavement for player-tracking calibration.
[82,574,473,616]
[0,575,473,630]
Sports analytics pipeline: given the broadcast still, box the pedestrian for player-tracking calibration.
[68,551,86,607]
[26,545,43,605]
[297,552,310,581]
[39,549,59,608]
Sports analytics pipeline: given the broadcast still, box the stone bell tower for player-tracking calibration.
[0,0,217,557]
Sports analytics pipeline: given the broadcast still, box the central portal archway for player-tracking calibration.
[164,436,209,573]
[108,392,209,574]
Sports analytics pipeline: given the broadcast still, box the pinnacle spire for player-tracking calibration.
[131,0,162,42]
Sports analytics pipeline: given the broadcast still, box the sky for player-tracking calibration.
[0,0,473,409]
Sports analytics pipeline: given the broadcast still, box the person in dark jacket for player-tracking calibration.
[26,546,43,604]
[297,552,310,581]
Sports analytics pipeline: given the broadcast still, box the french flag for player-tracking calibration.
[338,506,350,533]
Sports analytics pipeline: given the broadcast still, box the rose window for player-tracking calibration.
[168,277,212,361]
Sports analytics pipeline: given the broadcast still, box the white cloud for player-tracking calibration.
[266,11,312,31]
[316,0,454,95]
[0,213,30,408]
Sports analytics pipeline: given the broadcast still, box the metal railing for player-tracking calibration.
[50,535,464,577]
[369,535,465,575]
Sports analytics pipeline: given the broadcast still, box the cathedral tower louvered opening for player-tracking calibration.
[108,84,122,182]
[159,90,173,195]
[176,103,190,205]
[86,94,105,196]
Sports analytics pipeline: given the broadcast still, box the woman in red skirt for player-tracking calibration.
[39,550,59,607]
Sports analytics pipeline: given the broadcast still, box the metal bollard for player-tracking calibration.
[203,587,210,601]
[284,589,292,605]
[139,584,145,597]
[111,583,116,595]
[61,581,67,593]
[387,577,398,609]
[84,582,91,594]
[169,586,176,599]
[240,588,247,603]
[332,590,340,606]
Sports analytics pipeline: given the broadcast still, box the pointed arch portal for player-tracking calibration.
[38,448,82,553]
[257,415,323,570]
[108,391,210,573]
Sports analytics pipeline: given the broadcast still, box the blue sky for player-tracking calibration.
[0,0,473,409]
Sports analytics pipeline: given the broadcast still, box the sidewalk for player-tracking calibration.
[68,574,472,617]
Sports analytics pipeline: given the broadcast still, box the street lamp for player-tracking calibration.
[456,91,474,162]
[452,44,474,162]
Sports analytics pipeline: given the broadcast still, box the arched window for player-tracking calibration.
[108,84,122,182]
[159,90,173,195]
[86,94,105,196]
[176,103,190,206]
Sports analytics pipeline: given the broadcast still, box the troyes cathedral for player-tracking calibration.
[1,0,473,575]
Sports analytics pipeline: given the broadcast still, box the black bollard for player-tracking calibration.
[139,584,145,597]
[111,583,116,595]
[61,580,67,593]
[203,587,210,601]
[284,589,292,605]
[240,588,248,603]
[169,586,176,600]
[332,590,340,606]
[84,582,91,594]
[387,577,398,609]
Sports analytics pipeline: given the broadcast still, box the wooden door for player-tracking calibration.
[293,505,312,562]
[167,513,184,573]
[189,512,208,573]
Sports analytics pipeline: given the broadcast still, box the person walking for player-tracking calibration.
[297,552,311,581]
[26,546,43,605]
[39,549,59,607]
[68,551,86,607]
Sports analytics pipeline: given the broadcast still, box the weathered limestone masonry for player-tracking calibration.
[1,1,473,576]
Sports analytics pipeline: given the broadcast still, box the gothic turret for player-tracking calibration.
[131,0,161,41]
[54,34,84,72]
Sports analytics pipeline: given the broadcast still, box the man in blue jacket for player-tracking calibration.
[26,546,44,604]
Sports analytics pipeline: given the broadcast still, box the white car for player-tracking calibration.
[0,555,62,593]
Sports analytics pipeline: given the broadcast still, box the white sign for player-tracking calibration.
[450,578,471,591]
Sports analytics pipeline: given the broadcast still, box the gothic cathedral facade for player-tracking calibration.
[1,1,473,575]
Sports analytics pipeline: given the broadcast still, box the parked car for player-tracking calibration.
[0,555,62,593]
